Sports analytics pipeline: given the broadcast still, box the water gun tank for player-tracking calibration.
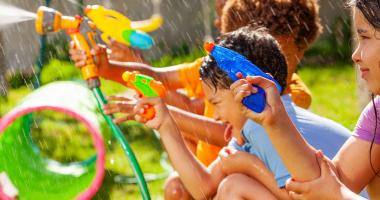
[84,5,161,50]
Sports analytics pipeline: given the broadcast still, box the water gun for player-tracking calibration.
[122,71,166,120]
[204,42,282,113]
[85,5,163,50]
[35,5,163,85]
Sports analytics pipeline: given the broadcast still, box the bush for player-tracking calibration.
[45,34,71,62]
[40,59,81,85]
[6,69,35,89]
[305,16,352,63]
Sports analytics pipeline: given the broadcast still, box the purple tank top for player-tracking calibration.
[354,96,380,144]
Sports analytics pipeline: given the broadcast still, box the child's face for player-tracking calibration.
[202,81,247,142]
[275,36,305,84]
[352,8,380,95]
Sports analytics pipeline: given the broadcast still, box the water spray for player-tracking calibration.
[0,3,36,28]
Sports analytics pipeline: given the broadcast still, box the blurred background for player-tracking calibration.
[0,0,370,199]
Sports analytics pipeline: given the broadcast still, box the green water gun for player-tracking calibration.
[122,71,166,120]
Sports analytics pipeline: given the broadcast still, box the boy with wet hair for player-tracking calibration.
[132,25,292,199]
[131,25,349,199]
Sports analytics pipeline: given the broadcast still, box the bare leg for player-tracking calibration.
[215,174,278,200]
[164,172,193,200]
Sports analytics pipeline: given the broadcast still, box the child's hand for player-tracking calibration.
[69,41,109,70]
[218,147,250,174]
[230,73,286,127]
[103,95,136,124]
[108,40,145,63]
[133,97,173,130]
[285,151,353,200]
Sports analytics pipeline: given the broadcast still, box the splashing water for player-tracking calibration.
[64,0,83,7]
[0,3,36,28]
[152,0,161,15]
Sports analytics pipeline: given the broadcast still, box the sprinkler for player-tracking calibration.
[36,6,100,88]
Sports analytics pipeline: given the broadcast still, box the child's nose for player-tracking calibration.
[352,46,362,64]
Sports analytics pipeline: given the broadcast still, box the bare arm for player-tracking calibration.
[102,95,227,147]
[333,137,380,193]
[158,116,226,199]
[263,113,319,181]
[164,90,205,115]
[103,61,184,90]
[133,97,227,199]
[231,76,320,181]
[69,46,186,90]
[168,105,228,147]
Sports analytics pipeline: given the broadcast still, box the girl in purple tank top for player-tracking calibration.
[354,96,380,144]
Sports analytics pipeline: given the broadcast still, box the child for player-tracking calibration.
[130,25,351,199]
[70,0,323,198]
[230,1,380,199]
[220,0,322,109]
[70,0,322,161]
[131,26,291,199]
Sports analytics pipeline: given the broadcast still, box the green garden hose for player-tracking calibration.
[92,86,151,200]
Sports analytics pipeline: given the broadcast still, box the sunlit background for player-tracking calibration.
[0,0,370,199]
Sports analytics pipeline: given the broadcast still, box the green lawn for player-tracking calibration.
[0,60,360,199]
[298,63,360,130]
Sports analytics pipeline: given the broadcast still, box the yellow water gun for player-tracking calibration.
[84,5,163,50]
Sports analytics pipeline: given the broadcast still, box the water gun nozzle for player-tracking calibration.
[204,42,215,53]
[122,71,132,82]
[84,6,92,14]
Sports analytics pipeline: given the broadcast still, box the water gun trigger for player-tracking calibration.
[141,104,156,121]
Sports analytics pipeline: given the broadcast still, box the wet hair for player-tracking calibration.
[221,0,323,51]
[348,0,380,30]
[370,94,379,177]
[349,0,380,177]
[200,25,287,94]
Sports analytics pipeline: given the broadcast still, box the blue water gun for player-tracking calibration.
[204,42,282,113]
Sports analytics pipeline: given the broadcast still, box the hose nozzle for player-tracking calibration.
[35,6,81,35]
[35,6,62,34]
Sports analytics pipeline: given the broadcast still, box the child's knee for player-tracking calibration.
[164,174,192,200]
[217,174,244,196]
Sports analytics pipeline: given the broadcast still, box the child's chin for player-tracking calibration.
[224,124,233,142]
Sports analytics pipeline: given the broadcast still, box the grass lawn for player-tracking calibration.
[298,63,360,130]
[0,59,361,199]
